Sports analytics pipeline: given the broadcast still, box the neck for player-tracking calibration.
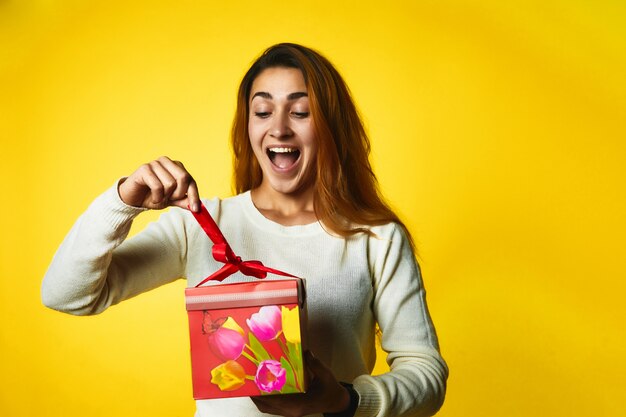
[250,184,317,226]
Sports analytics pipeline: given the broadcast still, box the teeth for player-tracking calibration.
[269,147,298,153]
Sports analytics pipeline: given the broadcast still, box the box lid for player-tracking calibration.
[185,279,304,311]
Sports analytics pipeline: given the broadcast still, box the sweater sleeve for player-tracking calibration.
[352,224,448,417]
[41,182,189,315]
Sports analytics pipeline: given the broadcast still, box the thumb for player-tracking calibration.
[305,351,333,382]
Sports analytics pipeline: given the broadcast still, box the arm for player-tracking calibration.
[41,156,200,315]
[250,224,447,417]
[353,224,448,417]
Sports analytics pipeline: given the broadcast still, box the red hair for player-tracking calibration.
[231,43,415,249]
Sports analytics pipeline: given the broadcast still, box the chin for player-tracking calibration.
[268,182,300,195]
[267,177,312,196]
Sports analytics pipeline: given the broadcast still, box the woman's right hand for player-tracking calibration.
[118,156,201,212]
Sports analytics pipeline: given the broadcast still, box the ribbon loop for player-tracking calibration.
[190,202,296,287]
[212,243,235,264]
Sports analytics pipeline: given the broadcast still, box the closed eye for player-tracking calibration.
[291,112,309,118]
[254,112,271,118]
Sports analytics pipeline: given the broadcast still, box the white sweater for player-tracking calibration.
[42,184,448,417]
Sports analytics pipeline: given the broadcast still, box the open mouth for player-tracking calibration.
[267,147,301,170]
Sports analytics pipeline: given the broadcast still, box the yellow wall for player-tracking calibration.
[1,1,624,416]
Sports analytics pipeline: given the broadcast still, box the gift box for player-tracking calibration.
[186,278,307,399]
[185,203,307,399]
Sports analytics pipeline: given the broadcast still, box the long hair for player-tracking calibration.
[231,43,415,250]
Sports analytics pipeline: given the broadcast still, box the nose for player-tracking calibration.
[269,112,293,139]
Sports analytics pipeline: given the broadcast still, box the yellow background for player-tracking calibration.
[1,1,625,416]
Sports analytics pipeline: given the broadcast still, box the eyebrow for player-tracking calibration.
[251,91,308,101]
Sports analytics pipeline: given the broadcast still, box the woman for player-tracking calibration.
[42,43,448,417]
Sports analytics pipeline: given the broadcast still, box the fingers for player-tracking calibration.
[144,160,176,206]
[119,156,200,211]
[304,351,329,383]
[184,180,201,212]
[168,159,201,212]
[155,157,199,210]
[249,351,348,417]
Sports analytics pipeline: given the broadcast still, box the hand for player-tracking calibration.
[251,351,350,417]
[118,156,201,212]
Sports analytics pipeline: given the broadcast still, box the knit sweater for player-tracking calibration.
[42,184,448,417]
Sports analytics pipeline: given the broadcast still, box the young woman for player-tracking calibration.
[42,43,448,417]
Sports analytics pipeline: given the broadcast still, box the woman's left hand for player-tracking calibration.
[251,351,350,417]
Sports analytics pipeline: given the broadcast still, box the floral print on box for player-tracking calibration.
[202,305,304,394]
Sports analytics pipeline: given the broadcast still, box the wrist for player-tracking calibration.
[117,177,144,208]
[116,177,132,206]
[324,382,359,417]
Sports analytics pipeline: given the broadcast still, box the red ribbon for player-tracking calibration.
[190,203,297,287]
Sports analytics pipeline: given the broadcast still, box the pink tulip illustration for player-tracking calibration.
[255,360,286,392]
[203,311,245,361]
[246,306,282,341]
[208,327,245,361]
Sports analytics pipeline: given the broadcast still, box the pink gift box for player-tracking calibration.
[185,278,307,399]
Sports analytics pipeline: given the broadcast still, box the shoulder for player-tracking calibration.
[366,222,410,249]
[365,221,417,276]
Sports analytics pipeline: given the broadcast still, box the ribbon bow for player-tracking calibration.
[190,203,296,287]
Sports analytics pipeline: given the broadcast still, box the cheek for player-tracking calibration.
[247,123,262,148]
[248,115,271,137]
[303,130,318,153]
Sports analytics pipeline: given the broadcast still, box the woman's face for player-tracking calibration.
[248,67,317,197]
